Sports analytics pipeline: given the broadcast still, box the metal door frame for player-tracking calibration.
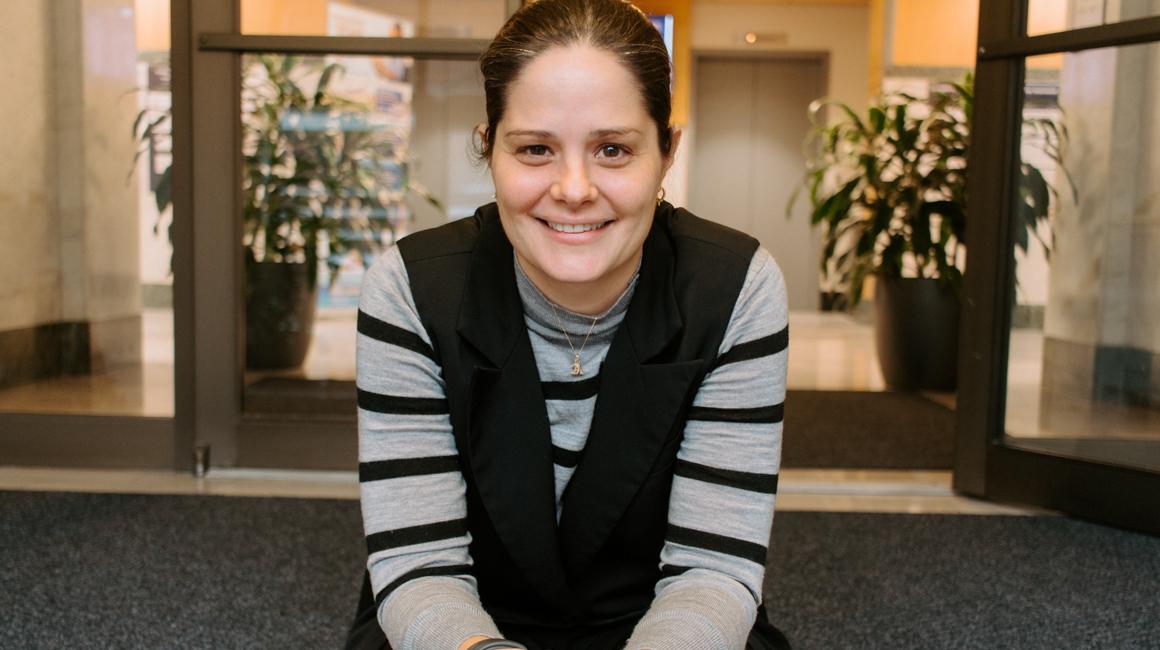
[954,0,1160,534]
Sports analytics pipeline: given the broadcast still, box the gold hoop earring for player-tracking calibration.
[656,187,666,205]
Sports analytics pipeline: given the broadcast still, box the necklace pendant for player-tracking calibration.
[571,352,583,376]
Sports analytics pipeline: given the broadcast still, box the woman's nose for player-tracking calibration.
[550,159,598,205]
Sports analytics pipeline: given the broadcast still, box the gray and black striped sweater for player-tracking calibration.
[356,244,788,649]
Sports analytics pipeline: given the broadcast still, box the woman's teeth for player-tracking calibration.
[547,221,606,233]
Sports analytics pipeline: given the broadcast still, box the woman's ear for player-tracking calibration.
[663,125,684,174]
[473,123,491,161]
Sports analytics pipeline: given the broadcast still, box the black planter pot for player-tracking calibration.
[873,275,960,391]
[819,290,849,312]
[245,261,317,370]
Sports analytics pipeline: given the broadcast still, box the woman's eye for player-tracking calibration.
[598,144,626,159]
[518,144,550,157]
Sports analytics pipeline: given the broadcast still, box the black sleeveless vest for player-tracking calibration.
[393,202,758,638]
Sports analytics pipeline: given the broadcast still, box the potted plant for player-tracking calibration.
[242,54,385,369]
[790,74,1070,390]
[135,55,442,369]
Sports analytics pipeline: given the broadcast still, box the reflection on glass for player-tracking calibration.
[1004,45,1160,472]
[1028,0,1160,36]
[240,54,488,414]
[241,0,505,39]
[0,1,174,417]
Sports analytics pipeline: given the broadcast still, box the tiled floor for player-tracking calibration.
[1003,327,1160,441]
[0,309,175,417]
[783,311,887,392]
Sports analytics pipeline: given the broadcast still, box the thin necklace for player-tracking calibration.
[549,303,600,376]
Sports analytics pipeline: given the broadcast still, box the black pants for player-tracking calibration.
[345,572,791,650]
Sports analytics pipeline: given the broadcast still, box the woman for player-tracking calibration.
[347,0,789,648]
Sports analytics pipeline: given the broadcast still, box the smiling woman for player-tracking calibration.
[347,1,792,649]
[491,44,673,315]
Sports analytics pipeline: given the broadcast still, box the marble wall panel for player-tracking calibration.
[89,314,142,371]
[79,0,142,324]
[1043,46,1116,347]
[2,0,143,379]
[0,1,63,332]
[1039,29,1160,426]
[1129,224,1160,353]
[1045,40,1160,355]
[53,0,90,322]
[1039,336,1096,435]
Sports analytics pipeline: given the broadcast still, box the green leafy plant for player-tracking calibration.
[131,102,174,273]
[131,108,173,216]
[789,74,1071,306]
[242,53,442,288]
[133,54,443,286]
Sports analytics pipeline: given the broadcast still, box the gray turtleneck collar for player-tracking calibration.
[513,256,639,348]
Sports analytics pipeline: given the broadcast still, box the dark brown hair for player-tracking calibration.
[478,0,674,160]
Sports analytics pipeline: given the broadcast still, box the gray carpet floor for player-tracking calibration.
[2,491,1158,649]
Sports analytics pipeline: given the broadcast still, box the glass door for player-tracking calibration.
[184,0,514,470]
[238,51,490,422]
[955,0,1160,535]
[0,0,181,468]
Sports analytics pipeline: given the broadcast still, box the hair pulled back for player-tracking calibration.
[478,0,674,160]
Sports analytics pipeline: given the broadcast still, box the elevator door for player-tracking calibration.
[689,56,825,311]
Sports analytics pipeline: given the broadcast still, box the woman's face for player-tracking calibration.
[490,44,675,314]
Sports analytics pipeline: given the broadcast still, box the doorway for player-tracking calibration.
[690,54,956,470]
[688,55,826,312]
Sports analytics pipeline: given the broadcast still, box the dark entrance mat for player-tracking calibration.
[244,377,356,417]
[243,383,955,470]
[782,390,955,469]
[3,491,1158,649]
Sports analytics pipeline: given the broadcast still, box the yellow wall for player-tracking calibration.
[634,0,693,126]
[134,0,169,51]
[695,0,865,5]
[891,0,978,68]
[134,0,343,51]
[241,0,328,35]
[867,0,885,97]
[1025,1,1066,70]
[890,0,1064,71]
[1027,1,1068,36]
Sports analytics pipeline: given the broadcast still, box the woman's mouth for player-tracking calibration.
[540,219,611,234]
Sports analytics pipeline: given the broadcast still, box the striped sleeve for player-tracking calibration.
[357,245,502,649]
[627,247,789,650]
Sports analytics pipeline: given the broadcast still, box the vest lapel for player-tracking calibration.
[557,216,703,579]
[456,211,574,611]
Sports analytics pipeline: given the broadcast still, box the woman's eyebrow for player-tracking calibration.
[591,128,642,138]
[502,128,643,139]
[503,129,555,138]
